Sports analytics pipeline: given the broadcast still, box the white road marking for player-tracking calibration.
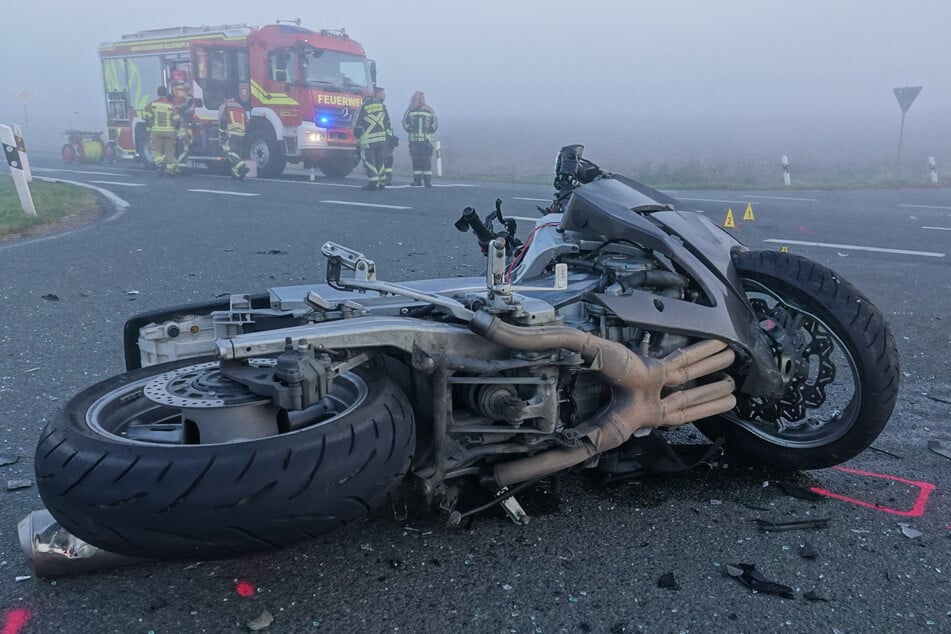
[922,226,951,231]
[899,203,951,210]
[33,167,127,177]
[743,195,817,202]
[763,239,944,258]
[675,197,753,205]
[89,180,146,187]
[513,197,551,202]
[188,189,260,197]
[320,200,412,210]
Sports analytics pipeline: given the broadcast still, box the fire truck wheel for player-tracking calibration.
[135,124,154,168]
[61,144,76,164]
[247,128,286,178]
[318,156,355,178]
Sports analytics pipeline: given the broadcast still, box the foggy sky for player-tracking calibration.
[2,0,949,165]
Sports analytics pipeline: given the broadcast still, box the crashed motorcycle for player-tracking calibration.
[35,146,899,560]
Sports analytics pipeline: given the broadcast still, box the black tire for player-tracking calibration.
[35,358,415,560]
[695,250,899,470]
[246,125,286,178]
[135,124,154,169]
[318,155,355,178]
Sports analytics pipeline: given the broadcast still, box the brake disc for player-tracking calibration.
[142,361,269,409]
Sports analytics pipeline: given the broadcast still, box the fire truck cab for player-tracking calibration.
[99,21,376,177]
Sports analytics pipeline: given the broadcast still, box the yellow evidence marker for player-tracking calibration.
[723,209,736,228]
[743,203,755,221]
[780,246,789,253]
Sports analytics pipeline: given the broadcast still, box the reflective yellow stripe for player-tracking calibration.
[249,80,299,106]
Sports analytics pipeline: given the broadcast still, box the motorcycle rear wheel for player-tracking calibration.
[35,357,415,560]
[695,250,899,470]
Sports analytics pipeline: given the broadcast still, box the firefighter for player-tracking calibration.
[375,87,399,186]
[354,86,392,190]
[143,86,180,176]
[218,97,250,180]
[402,91,438,186]
[170,69,194,173]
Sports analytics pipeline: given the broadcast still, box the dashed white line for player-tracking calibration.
[675,197,753,205]
[899,203,951,210]
[188,189,260,197]
[744,195,817,202]
[763,239,944,258]
[320,200,411,210]
[513,197,551,202]
[89,180,146,187]
[922,226,951,231]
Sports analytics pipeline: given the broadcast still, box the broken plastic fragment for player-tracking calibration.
[247,609,274,631]
[657,572,679,589]
[799,542,819,559]
[725,563,795,598]
[928,440,951,461]
[804,589,828,602]
[754,518,830,531]
[6,479,33,491]
[777,482,824,501]
[41,294,59,301]
[0,455,19,467]
[898,523,923,539]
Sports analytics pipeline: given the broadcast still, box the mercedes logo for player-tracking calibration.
[341,107,351,121]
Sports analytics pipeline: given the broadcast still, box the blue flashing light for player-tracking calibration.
[319,116,329,125]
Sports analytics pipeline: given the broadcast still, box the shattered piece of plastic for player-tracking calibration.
[18,509,149,578]
[754,518,830,531]
[804,589,829,602]
[15,575,31,582]
[898,523,923,539]
[709,499,722,505]
[799,542,819,559]
[41,293,59,301]
[0,455,19,467]
[248,609,274,631]
[725,563,795,598]
[776,482,824,501]
[928,440,951,461]
[657,572,679,589]
[7,479,33,491]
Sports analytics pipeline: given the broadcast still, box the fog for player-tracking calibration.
[2,0,949,178]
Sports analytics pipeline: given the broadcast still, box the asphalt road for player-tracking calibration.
[1,158,949,634]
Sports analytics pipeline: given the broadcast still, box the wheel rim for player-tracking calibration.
[86,361,368,446]
[723,279,861,449]
[249,138,270,169]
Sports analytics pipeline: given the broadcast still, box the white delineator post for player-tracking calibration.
[929,156,938,184]
[435,140,442,177]
[11,124,31,182]
[782,155,791,187]
[1,124,37,216]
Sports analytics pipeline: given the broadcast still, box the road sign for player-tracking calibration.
[893,86,921,114]
[16,89,30,104]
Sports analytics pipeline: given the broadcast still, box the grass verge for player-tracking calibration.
[0,175,100,238]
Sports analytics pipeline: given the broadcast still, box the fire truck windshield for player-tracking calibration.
[301,46,369,93]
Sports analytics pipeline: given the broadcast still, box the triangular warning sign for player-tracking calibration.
[893,86,922,114]
[723,209,735,228]
[743,203,755,221]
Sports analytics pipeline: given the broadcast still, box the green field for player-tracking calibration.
[0,175,99,237]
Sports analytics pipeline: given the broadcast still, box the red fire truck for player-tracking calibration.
[99,21,376,177]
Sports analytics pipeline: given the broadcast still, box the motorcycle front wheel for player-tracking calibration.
[35,357,415,560]
[695,250,900,470]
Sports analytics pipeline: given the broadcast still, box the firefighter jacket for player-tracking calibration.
[218,100,247,137]
[354,97,392,148]
[144,97,180,134]
[402,105,438,143]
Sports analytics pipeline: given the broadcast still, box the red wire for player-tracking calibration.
[505,223,559,283]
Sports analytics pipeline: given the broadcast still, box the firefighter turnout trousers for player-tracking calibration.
[150,132,178,175]
[221,132,248,179]
[362,143,387,189]
[409,141,433,186]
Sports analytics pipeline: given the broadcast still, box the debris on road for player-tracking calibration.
[41,294,59,301]
[725,563,795,598]
[799,541,819,559]
[15,575,31,582]
[247,609,274,631]
[928,440,951,461]
[127,290,140,300]
[7,479,33,491]
[657,572,679,589]
[898,523,923,539]
[776,482,824,501]
[923,394,951,406]
[0,455,19,467]
[255,249,288,255]
[868,445,903,459]
[754,518,830,532]
[803,589,829,602]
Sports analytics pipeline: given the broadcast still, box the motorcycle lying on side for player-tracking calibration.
[34,145,899,560]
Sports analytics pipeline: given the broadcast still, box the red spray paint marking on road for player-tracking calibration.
[235,581,255,598]
[810,466,935,517]
[1,608,31,634]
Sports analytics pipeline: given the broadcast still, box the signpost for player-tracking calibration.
[893,86,922,165]
[16,89,30,138]
[1,123,37,216]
